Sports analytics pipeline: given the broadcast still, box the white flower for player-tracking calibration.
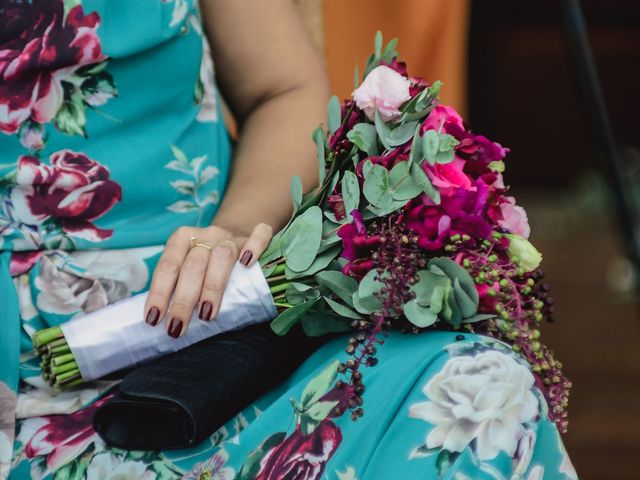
[409,350,539,460]
[352,65,411,122]
[86,453,156,480]
[35,248,158,316]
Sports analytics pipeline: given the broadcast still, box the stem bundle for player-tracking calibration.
[33,326,82,390]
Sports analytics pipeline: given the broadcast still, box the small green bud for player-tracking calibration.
[488,254,498,262]
[499,279,509,289]
[463,259,471,268]
[534,313,543,322]
[500,310,510,320]
[527,278,535,286]
[523,286,532,295]
[450,234,461,242]
[532,341,541,352]
[487,288,497,297]
[517,267,526,277]
[462,234,471,242]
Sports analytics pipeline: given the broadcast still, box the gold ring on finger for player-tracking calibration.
[189,236,212,252]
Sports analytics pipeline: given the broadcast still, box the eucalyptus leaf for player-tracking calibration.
[347,123,379,156]
[374,30,383,59]
[286,282,320,305]
[270,299,319,335]
[389,161,422,201]
[408,126,424,165]
[306,399,339,421]
[316,271,358,306]
[324,297,362,319]
[428,257,478,305]
[452,278,478,318]
[342,171,360,220]
[403,299,438,328]
[374,109,393,150]
[429,285,445,314]
[282,206,323,272]
[410,162,441,204]
[312,127,326,184]
[300,360,340,409]
[286,245,340,279]
[462,313,496,323]
[357,269,385,313]
[363,164,392,208]
[327,95,341,135]
[388,121,419,147]
[367,199,406,217]
[290,176,303,213]
[422,130,439,165]
[411,270,450,305]
[301,311,352,336]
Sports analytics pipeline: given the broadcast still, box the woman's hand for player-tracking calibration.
[144,223,273,338]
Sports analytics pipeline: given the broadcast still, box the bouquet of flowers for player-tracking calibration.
[34,33,570,432]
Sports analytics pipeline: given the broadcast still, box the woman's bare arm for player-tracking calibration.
[201,0,330,236]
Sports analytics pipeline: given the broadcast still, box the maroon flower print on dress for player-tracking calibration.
[0,0,116,140]
[255,420,343,480]
[11,150,122,242]
[17,395,112,473]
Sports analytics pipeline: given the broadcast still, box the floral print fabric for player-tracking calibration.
[1,1,577,479]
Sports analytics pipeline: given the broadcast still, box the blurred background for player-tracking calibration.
[296,0,640,477]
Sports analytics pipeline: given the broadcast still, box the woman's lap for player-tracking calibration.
[10,330,578,479]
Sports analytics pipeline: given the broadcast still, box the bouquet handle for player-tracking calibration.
[61,262,276,382]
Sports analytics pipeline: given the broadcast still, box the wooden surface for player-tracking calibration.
[531,214,640,479]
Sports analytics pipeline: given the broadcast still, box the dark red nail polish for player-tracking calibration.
[146,307,160,326]
[240,250,253,266]
[199,301,213,321]
[168,318,183,338]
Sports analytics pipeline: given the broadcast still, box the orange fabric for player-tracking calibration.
[323,0,470,116]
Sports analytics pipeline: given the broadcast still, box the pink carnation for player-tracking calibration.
[353,65,411,122]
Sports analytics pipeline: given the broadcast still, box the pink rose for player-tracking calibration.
[496,196,530,238]
[255,421,342,480]
[0,0,105,134]
[352,65,411,122]
[421,104,465,135]
[19,396,111,472]
[425,158,473,195]
[11,150,122,241]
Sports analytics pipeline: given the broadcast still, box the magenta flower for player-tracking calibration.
[328,101,361,151]
[20,396,111,472]
[0,0,105,134]
[11,150,122,241]
[424,157,473,195]
[255,421,342,480]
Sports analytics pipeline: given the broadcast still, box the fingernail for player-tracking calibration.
[199,301,213,321]
[168,317,183,338]
[240,250,253,266]
[146,307,160,326]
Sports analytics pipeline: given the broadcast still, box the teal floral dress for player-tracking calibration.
[0,1,578,479]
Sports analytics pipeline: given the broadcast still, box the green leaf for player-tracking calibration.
[290,175,303,213]
[306,399,339,421]
[259,231,283,267]
[408,126,424,165]
[452,278,478,317]
[301,311,352,336]
[341,171,360,220]
[286,245,340,279]
[388,121,419,147]
[55,96,87,137]
[282,206,323,272]
[324,297,362,319]
[313,127,327,184]
[435,149,455,165]
[422,130,439,165]
[300,360,340,409]
[411,270,450,305]
[429,285,445,314]
[316,271,358,306]
[381,37,399,61]
[327,95,341,135]
[438,133,459,151]
[354,64,360,89]
[389,161,422,201]
[347,123,379,156]
[367,199,406,217]
[403,299,438,328]
[374,109,393,149]
[285,282,321,305]
[428,80,443,98]
[170,145,189,165]
[436,450,460,479]
[428,257,478,305]
[357,269,385,313]
[270,299,319,335]
[363,164,392,208]
[410,163,441,204]
[236,432,287,480]
[462,313,496,323]
[374,30,383,59]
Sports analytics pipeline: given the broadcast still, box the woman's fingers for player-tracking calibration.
[238,223,273,267]
[144,227,193,326]
[164,228,230,337]
[198,238,240,321]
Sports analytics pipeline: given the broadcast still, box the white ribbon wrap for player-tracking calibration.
[61,262,277,381]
